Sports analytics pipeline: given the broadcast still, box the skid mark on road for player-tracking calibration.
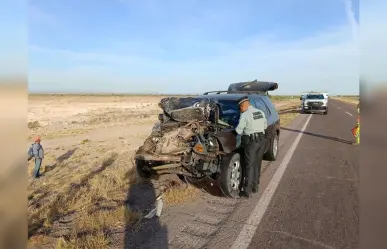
[169,197,240,249]
[230,114,313,249]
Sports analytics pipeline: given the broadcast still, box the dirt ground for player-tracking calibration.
[27,95,300,249]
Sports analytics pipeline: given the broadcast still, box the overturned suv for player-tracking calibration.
[135,80,281,198]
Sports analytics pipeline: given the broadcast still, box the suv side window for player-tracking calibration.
[258,95,280,125]
[261,96,277,114]
[248,96,256,107]
[257,98,271,115]
[253,96,271,117]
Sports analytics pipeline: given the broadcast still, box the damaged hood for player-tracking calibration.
[159,97,217,122]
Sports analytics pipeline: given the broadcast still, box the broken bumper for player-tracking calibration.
[135,152,182,162]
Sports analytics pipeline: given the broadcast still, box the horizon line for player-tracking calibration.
[28,92,359,96]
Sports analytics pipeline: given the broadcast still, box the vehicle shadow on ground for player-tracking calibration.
[281,127,354,145]
[44,148,78,173]
[124,178,169,249]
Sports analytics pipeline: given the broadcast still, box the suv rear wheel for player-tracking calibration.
[263,132,279,161]
[220,153,242,198]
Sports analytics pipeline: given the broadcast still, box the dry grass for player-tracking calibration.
[280,112,299,126]
[27,144,141,248]
[28,235,50,246]
[332,96,359,105]
[277,100,301,127]
[53,205,141,249]
[54,233,109,249]
[163,183,198,205]
[28,121,41,129]
[29,128,91,140]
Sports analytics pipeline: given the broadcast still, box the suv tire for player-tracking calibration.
[220,153,242,198]
[263,132,279,161]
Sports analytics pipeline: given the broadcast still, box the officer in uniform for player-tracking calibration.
[235,96,268,198]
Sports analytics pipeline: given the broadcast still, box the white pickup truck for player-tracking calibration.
[300,92,328,115]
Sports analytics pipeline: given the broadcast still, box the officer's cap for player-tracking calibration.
[237,96,249,106]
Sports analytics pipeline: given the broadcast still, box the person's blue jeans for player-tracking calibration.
[34,158,42,177]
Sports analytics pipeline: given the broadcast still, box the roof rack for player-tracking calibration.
[203,91,229,95]
[203,90,267,95]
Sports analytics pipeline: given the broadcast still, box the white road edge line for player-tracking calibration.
[345,112,353,116]
[230,114,313,249]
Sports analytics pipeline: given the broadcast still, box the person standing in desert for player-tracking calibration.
[29,136,45,178]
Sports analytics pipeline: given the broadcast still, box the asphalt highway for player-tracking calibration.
[244,99,359,249]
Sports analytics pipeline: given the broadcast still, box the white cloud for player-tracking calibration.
[343,0,359,43]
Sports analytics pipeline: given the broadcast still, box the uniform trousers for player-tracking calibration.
[241,133,266,194]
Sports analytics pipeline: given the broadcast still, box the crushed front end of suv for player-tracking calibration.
[134,80,280,198]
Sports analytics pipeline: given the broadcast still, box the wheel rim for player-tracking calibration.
[273,136,278,158]
[230,160,241,190]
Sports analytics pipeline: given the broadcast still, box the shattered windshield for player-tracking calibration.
[306,94,324,100]
[159,97,217,122]
[217,99,240,127]
[159,97,204,112]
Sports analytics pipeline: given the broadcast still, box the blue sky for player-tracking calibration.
[0,0,27,77]
[4,0,385,94]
